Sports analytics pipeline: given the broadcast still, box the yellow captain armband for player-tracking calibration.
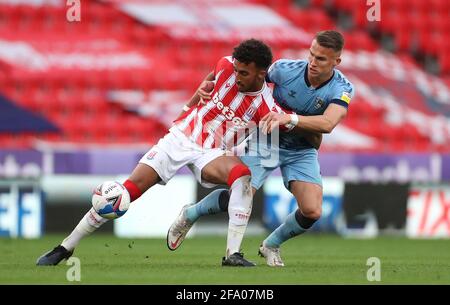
[340,92,352,104]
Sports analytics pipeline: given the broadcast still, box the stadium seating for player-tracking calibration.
[0,0,448,152]
[325,0,450,73]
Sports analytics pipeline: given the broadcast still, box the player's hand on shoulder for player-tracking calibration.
[197,81,215,104]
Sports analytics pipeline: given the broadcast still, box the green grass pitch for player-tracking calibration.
[1,234,449,284]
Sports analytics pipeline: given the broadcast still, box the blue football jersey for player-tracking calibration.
[267,59,354,150]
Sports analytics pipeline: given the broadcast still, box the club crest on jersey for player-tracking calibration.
[243,105,257,121]
[314,97,325,110]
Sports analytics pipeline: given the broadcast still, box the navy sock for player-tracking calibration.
[295,209,317,229]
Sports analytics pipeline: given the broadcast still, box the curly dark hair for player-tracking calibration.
[232,39,273,70]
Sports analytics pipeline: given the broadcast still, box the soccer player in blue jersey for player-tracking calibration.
[167,30,354,267]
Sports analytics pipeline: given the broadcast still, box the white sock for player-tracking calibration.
[61,207,108,251]
[226,175,253,257]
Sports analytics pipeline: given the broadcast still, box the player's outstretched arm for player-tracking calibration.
[261,103,347,134]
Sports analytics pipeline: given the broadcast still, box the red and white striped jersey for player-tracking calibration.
[173,56,292,149]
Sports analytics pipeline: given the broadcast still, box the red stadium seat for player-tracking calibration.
[344,30,377,51]
[407,11,430,33]
[410,0,429,13]
[351,5,369,28]
[310,0,327,7]
[439,52,450,74]
[383,0,410,13]
[285,8,334,32]
[394,30,413,52]
[0,0,448,150]
[378,10,403,33]
[430,13,449,33]
[424,32,446,56]
[430,0,449,11]
[332,0,357,12]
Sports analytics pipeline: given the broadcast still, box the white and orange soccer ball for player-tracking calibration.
[92,181,131,220]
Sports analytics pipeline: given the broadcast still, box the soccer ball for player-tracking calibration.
[92,181,131,220]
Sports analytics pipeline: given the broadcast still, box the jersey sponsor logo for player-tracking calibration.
[211,92,248,128]
[340,92,351,104]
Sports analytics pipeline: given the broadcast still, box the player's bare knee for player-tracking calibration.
[301,206,322,220]
[201,170,221,184]
[128,164,160,192]
[309,209,322,220]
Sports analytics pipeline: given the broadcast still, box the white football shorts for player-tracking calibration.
[139,126,225,188]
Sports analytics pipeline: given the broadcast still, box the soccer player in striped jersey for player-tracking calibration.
[37,39,295,267]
